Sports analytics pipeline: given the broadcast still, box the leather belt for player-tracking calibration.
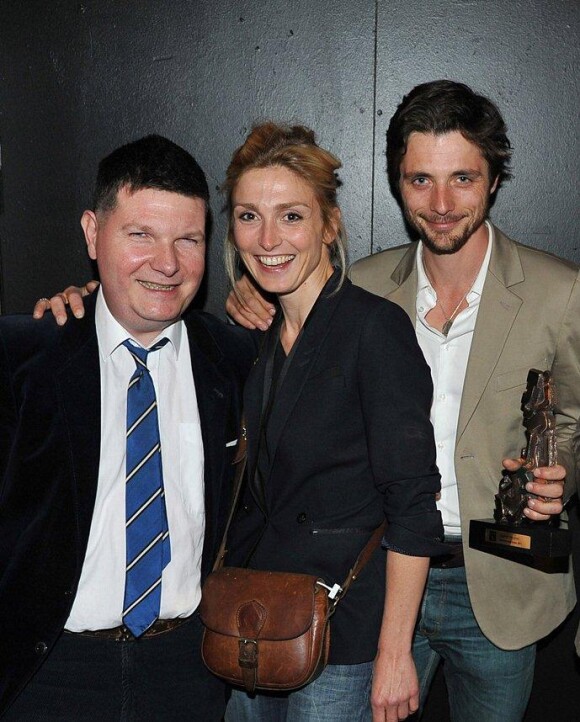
[66,616,190,642]
[430,541,464,569]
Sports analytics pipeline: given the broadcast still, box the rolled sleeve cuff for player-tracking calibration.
[382,512,449,556]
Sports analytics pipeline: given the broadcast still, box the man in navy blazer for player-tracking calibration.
[0,135,255,720]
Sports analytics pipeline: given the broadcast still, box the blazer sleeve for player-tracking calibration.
[357,300,445,555]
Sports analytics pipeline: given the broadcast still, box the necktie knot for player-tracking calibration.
[123,338,169,370]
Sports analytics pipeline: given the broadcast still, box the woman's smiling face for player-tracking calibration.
[231,165,336,301]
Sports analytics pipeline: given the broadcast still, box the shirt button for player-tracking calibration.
[439,393,446,401]
[418,306,425,313]
[35,642,48,655]
[437,442,444,449]
[296,513,307,523]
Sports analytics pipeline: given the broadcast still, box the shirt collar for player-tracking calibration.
[469,220,493,299]
[95,288,182,362]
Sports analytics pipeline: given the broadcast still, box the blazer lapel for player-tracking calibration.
[261,278,347,502]
[184,315,231,569]
[386,245,419,325]
[456,228,524,442]
[243,325,273,513]
[53,300,102,556]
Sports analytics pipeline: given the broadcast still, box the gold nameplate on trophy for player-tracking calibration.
[483,528,531,550]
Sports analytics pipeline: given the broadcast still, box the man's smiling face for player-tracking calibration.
[82,185,206,345]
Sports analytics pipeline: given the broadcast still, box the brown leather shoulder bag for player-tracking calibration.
[200,430,384,693]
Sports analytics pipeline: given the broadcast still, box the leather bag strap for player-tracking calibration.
[212,421,247,573]
[337,521,386,603]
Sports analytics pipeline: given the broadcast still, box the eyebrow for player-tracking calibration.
[402,169,484,180]
[122,223,204,237]
[233,201,311,210]
[122,223,155,232]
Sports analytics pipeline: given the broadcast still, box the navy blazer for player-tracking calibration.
[227,275,444,665]
[0,294,256,716]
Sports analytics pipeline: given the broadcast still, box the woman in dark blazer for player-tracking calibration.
[223,122,444,722]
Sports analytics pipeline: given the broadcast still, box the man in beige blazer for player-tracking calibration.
[224,81,579,721]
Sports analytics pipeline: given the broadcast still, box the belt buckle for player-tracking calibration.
[116,625,135,642]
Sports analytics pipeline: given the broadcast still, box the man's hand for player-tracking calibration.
[502,457,565,521]
[225,274,276,331]
[371,648,420,722]
[33,281,99,325]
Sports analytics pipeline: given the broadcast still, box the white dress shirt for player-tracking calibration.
[415,221,493,536]
[66,289,205,631]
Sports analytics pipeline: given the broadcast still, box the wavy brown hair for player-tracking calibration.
[386,80,512,200]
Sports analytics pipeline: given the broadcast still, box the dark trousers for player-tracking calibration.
[4,613,226,721]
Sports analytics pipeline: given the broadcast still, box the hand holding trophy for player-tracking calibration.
[470,369,571,561]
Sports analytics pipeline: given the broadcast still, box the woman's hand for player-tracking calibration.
[33,281,99,325]
[372,648,419,722]
[372,552,429,721]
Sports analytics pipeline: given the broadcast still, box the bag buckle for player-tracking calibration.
[238,638,258,669]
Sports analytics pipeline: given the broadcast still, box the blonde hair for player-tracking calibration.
[223,121,347,290]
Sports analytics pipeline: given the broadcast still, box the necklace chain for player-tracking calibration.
[438,296,466,337]
[424,267,479,337]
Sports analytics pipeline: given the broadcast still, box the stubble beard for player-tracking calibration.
[404,203,489,256]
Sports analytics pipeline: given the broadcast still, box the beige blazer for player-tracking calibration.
[350,225,579,650]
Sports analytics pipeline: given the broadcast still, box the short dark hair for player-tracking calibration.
[93,134,209,212]
[386,80,512,198]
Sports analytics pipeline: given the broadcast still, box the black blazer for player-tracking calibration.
[227,275,444,665]
[0,294,255,716]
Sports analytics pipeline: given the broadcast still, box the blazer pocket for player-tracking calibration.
[495,366,537,392]
[311,525,377,536]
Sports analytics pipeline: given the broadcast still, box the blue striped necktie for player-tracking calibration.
[122,338,170,637]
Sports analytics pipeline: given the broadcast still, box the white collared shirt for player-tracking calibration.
[415,221,494,536]
[66,289,205,631]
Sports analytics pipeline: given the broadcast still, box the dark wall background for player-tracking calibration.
[1,0,579,718]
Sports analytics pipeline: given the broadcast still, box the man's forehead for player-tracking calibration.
[402,130,487,169]
[97,186,207,228]
[116,184,207,209]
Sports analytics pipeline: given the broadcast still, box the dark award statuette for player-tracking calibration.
[470,369,571,561]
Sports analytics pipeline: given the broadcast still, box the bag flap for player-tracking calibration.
[200,567,326,641]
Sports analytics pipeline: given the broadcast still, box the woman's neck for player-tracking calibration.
[278,261,334,354]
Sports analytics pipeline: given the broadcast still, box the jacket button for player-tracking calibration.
[242,505,250,513]
[296,513,307,523]
[64,589,72,597]
[35,642,48,655]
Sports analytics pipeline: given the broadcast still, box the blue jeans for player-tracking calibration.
[413,566,536,722]
[225,661,373,722]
